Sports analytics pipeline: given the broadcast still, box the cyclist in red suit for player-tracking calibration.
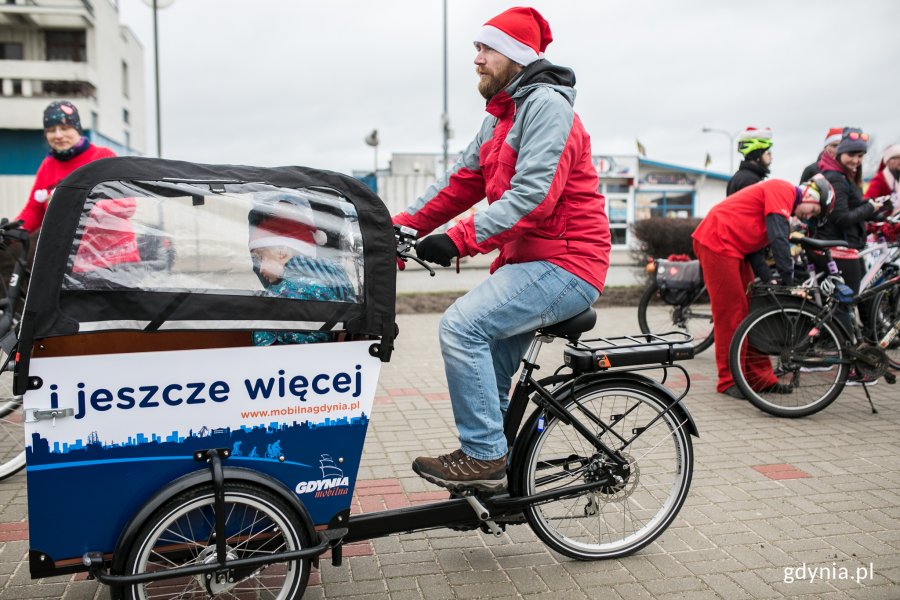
[692,177,832,399]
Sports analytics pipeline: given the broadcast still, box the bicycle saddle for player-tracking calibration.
[538,308,597,341]
[797,237,849,250]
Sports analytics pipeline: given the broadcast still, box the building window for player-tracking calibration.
[606,196,629,245]
[43,80,96,98]
[604,183,631,194]
[635,191,694,220]
[124,130,130,150]
[123,108,130,124]
[45,30,87,62]
[122,60,129,98]
[11,79,22,95]
[91,111,98,131]
[0,42,23,60]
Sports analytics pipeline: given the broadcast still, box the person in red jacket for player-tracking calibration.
[393,7,611,492]
[864,143,899,216]
[15,101,140,273]
[692,176,833,399]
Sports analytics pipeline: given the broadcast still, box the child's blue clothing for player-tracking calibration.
[253,255,355,346]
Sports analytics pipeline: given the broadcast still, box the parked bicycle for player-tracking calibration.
[729,236,899,417]
[0,219,30,481]
[638,257,714,353]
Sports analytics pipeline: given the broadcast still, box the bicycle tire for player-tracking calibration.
[516,380,693,559]
[121,481,311,600]
[637,281,714,354]
[729,304,848,417]
[0,365,25,481]
[870,288,900,370]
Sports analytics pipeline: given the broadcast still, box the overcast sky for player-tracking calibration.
[117,0,900,183]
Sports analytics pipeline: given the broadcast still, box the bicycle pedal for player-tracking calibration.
[883,372,896,385]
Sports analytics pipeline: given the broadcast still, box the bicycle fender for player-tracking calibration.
[510,372,699,471]
[595,373,699,438]
[108,466,316,577]
[748,295,853,341]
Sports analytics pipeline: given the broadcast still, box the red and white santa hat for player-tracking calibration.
[474,7,553,66]
[823,127,843,147]
[249,203,326,258]
[882,144,900,164]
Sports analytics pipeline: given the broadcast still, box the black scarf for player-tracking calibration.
[50,136,90,161]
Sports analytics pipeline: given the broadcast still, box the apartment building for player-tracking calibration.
[0,0,145,214]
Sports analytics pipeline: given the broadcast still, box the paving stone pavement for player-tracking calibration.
[0,306,898,599]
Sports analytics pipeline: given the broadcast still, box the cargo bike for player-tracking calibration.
[13,158,699,599]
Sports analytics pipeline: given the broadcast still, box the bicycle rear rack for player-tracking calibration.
[563,331,694,373]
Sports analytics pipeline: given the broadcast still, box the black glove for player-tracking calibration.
[416,233,458,267]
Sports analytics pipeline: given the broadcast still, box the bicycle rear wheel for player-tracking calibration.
[637,282,714,353]
[0,366,25,481]
[729,304,848,417]
[517,380,693,559]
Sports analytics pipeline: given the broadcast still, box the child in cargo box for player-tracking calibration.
[248,201,355,346]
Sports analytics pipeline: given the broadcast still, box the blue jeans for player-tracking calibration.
[438,261,599,460]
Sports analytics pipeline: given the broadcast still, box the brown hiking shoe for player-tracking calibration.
[412,449,508,492]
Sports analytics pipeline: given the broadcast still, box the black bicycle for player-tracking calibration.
[395,227,699,558]
[638,258,714,354]
[729,237,899,417]
[0,219,29,481]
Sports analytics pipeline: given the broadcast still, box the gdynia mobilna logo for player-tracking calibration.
[295,454,350,497]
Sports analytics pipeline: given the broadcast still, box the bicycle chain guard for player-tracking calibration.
[853,342,889,381]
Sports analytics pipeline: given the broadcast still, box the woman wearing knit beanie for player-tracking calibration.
[15,101,117,233]
[14,101,141,273]
[812,128,887,383]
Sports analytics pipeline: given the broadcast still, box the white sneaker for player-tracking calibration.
[800,365,834,373]
[846,378,877,387]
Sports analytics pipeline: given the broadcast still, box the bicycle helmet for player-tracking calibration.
[737,127,773,157]
[800,173,835,223]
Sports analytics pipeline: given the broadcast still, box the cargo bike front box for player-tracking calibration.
[15,157,397,598]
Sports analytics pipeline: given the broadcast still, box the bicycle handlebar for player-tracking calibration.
[395,225,436,276]
[0,219,24,232]
[0,219,28,246]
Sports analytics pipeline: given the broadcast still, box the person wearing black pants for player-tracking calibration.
[812,128,887,382]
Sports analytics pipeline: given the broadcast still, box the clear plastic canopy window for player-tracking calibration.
[62,180,364,304]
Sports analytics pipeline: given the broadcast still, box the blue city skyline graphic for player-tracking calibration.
[26,414,371,564]
[27,413,369,467]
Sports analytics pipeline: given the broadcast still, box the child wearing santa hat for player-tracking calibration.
[248,200,355,346]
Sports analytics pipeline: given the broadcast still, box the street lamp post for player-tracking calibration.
[364,129,379,175]
[142,0,175,157]
[701,127,737,173]
[441,0,452,173]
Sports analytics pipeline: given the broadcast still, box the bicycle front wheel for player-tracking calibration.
[730,304,848,417]
[122,482,311,600]
[637,282,714,353]
[517,381,693,559]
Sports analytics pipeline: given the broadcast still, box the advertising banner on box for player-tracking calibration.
[24,340,380,563]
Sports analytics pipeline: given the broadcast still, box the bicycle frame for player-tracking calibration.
[758,244,900,374]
